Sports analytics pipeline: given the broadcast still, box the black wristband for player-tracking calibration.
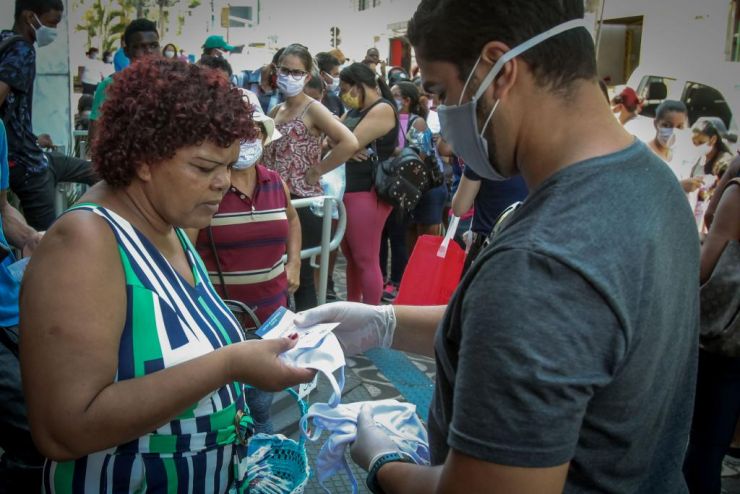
[366,451,415,494]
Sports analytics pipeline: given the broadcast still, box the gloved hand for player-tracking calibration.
[350,405,402,471]
[293,302,396,356]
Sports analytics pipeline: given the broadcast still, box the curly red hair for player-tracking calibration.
[92,58,257,187]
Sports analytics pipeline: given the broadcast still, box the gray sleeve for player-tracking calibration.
[448,248,626,467]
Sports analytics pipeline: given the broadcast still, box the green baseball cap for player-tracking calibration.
[202,35,236,52]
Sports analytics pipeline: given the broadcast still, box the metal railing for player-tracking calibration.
[288,196,347,305]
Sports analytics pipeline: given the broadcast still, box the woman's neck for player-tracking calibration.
[117,183,174,237]
[284,92,309,109]
[230,166,258,197]
[362,89,380,111]
[650,138,670,161]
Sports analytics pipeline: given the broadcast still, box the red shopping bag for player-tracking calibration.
[395,217,465,306]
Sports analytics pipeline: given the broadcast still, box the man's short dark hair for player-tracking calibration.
[315,52,340,74]
[197,55,233,77]
[123,18,158,48]
[655,100,687,121]
[15,0,64,21]
[407,0,597,93]
[305,68,323,93]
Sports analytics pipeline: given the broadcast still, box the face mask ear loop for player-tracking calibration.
[479,98,501,137]
[459,56,483,105]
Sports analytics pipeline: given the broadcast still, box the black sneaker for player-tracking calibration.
[326,285,341,302]
[381,282,398,303]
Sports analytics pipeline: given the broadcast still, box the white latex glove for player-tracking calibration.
[350,405,402,471]
[293,302,396,356]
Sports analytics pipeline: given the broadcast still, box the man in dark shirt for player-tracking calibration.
[295,0,699,492]
[0,0,96,230]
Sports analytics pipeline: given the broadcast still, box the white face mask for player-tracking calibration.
[234,139,263,169]
[277,73,307,97]
[656,127,676,148]
[695,142,713,157]
[32,14,58,48]
[436,18,588,181]
[324,72,340,92]
[164,50,175,59]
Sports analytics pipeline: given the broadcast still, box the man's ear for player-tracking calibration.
[478,41,518,102]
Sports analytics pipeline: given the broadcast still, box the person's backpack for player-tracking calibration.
[407,115,444,189]
[372,143,430,211]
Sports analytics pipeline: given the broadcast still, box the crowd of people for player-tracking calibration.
[0,0,739,492]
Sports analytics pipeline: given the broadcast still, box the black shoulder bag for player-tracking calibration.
[206,227,262,337]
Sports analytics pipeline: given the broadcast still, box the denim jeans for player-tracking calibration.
[9,152,97,231]
[246,387,274,434]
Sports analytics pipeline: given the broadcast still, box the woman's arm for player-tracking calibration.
[306,103,359,183]
[700,181,740,284]
[20,211,313,461]
[283,179,301,294]
[350,102,397,150]
[705,157,740,228]
[451,175,481,217]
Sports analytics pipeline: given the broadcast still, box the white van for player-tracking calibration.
[626,63,740,136]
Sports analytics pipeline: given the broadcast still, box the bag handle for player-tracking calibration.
[437,216,460,258]
[206,226,230,299]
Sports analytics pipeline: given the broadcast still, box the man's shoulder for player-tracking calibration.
[0,31,33,58]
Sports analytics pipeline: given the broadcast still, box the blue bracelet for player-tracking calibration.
[366,451,415,494]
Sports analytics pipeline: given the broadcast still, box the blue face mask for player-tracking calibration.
[436,18,588,181]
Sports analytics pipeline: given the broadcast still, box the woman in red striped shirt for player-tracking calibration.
[190,113,301,433]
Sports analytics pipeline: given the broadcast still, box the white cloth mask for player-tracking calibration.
[436,18,588,181]
[277,73,307,97]
[325,73,340,92]
[234,139,263,170]
[300,400,430,494]
[695,143,713,157]
[256,307,346,406]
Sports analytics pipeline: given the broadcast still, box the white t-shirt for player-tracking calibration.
[663,133,705,212]
[426,109,440,135]
[623,115,655,144]
[80,58,105,85]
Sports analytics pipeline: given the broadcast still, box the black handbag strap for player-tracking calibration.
[206,226,230,299]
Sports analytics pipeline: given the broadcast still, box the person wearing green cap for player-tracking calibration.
[202,35,235,58]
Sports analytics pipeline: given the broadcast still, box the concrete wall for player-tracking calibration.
[0,0,73,153]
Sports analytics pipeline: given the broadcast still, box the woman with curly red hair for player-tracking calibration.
[19,58,314,493]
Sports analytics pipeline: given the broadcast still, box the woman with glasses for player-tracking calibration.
[262,44,358,311]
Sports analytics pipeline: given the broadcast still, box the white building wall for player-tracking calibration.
[601,0,735,70]
[1,0,72,152]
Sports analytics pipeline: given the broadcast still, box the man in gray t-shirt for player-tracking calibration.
[294,1,700,492]
[428,139,698,493]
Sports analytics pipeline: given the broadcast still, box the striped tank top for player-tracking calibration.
[44,204,252,494]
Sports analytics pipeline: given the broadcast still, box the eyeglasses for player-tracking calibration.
[278,66,307,80]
